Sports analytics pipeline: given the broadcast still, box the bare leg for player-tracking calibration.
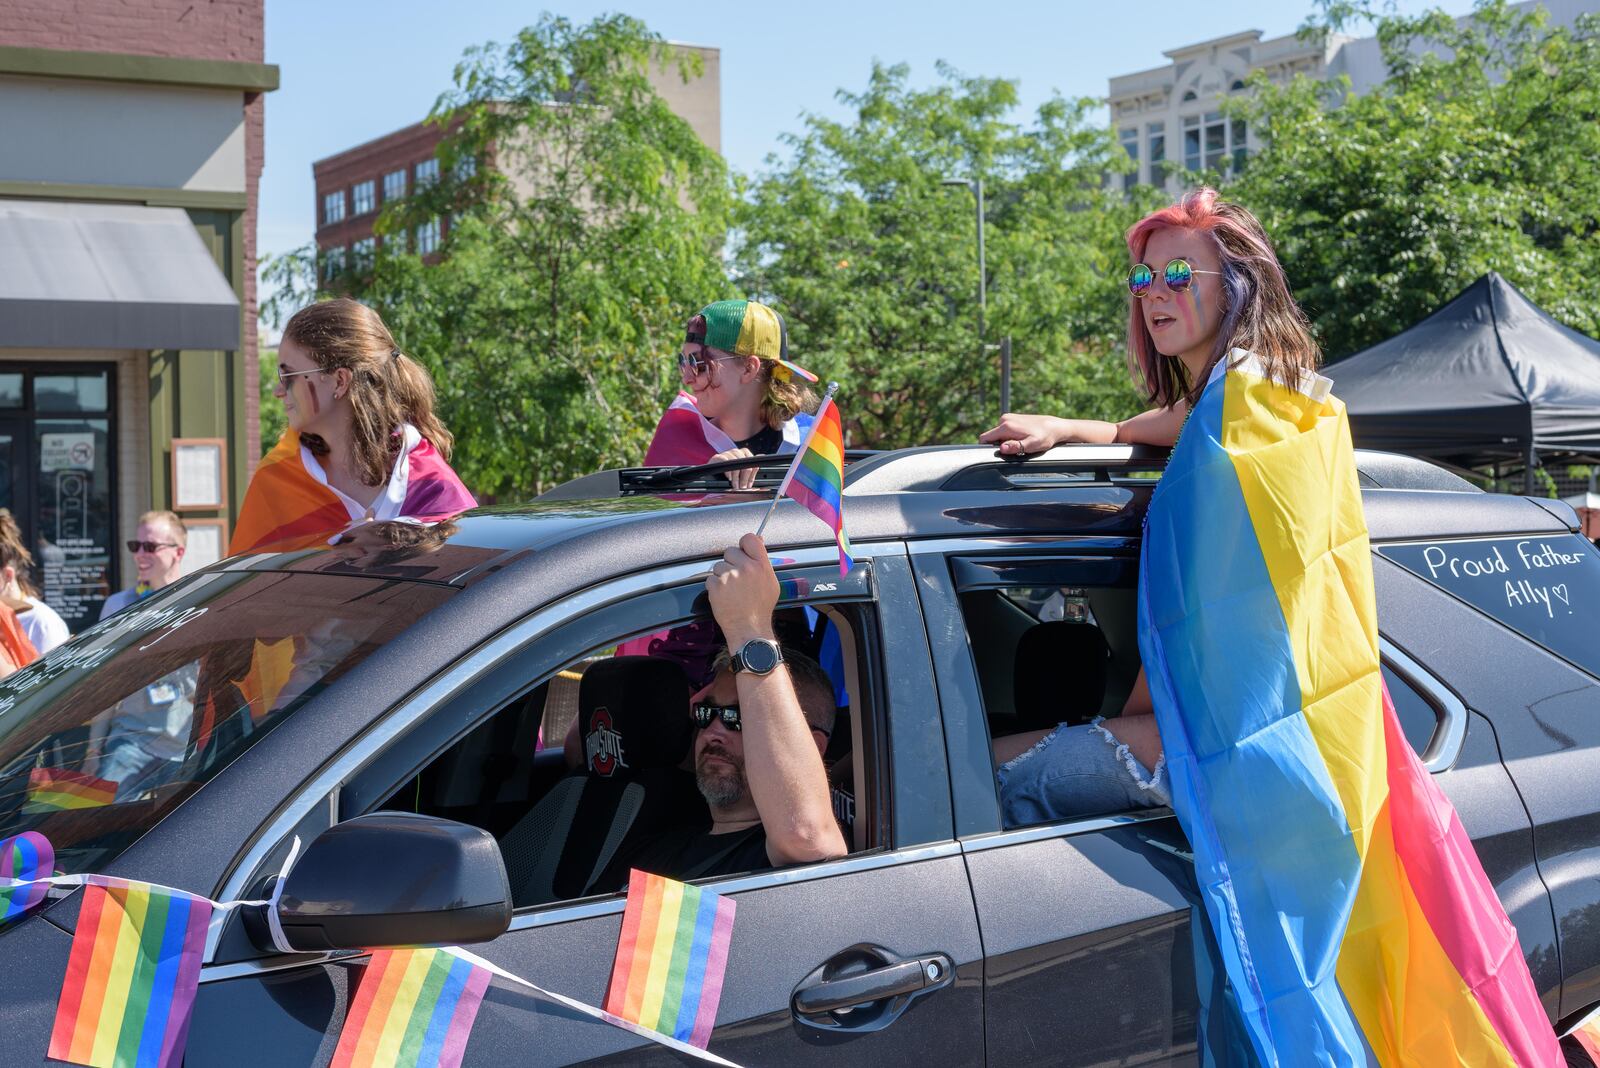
[1101,715,1162,773]
[992,727,1055,766]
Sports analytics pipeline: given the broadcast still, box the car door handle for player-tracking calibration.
[792,950,954,1021]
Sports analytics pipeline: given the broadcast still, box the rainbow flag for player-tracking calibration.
[230,428,475,555]
[24,767,117,812]
[331,948,492,1068]
[1573,1015,1600,1062]
[48,880,211,1068]
[773,391,853,576]
[603,870,736,1049]
[1139,351,1560,1066]
[1,830,54,920]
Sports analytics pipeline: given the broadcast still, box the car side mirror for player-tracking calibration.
[259,812,512,953]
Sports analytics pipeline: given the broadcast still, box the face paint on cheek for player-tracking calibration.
[304,381,321,417]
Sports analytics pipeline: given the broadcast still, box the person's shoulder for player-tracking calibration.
[99,589,137,619]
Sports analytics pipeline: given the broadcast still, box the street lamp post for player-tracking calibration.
[943,177,1010,418]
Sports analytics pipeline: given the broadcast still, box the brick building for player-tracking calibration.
[313,42,720,271]
[0,1,277,628]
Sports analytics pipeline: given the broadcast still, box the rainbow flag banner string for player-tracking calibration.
[331,948,491,1068]
[765,383,853,576]
[48,880,212,1068]
[1,830,54,920]
[1139,350,1561,1066]
[603,869,736,1049]
[24,767,117,812]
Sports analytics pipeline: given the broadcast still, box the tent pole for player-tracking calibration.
[1525,445,1538,495]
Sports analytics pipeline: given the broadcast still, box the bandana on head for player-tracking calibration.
[692,300,817,384]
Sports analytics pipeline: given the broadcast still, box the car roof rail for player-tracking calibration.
[842,444,1172,493]
[1352,450,1482,492]
[535,450,881,501]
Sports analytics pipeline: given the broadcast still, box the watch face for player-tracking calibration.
[741,640,781,674]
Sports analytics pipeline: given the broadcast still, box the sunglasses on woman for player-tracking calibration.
[1127,258,1222,298]
[677,343,745,383]
[691,702,831,739]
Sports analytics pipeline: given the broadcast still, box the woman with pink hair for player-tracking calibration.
[982,186,1321,822]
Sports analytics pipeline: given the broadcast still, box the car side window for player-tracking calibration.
[1382,662,1440,758]
[343,567,883,911]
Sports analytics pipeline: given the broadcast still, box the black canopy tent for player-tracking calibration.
[1322,272,1600,489]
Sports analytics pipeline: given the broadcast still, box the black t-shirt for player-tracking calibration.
[603,825,770,891]
[735,425,783,455]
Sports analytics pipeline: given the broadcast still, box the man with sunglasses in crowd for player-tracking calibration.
[100,510,188,620]
[604,533,848,883]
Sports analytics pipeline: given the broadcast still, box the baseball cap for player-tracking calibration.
[690,299,818,383]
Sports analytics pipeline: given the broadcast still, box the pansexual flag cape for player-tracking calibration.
[643,391,813,467]
[604,869,736,1049]
[230,427,475,555]
[331,948,492,1068]
[774,393,853,576]
[1138,349,1559,1066]
[24,767,117,813]
[49,880,211,1068]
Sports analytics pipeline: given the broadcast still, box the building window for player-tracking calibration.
[1119,127,1139,191]
[1204,111,1227,171]
[1183,114,1201,172]
[383,168,406,202]
[1147,122,1167,187]
[455,155,478,181]
[322,246,347,280]
[352,180,376,216]
[322,190,345,226]
[1230,79,1247,92]
[352,237,375,267]
[415,217,440,255]
[415,158,440,187]
[1231,118,1249,172]
[385,230,406,255]
[1181,89,1198,102]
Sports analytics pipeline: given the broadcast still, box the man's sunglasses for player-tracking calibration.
[1128,258,1222,298]
[691,703,831,739]
[127,540,179,553]
[677,343,744,383]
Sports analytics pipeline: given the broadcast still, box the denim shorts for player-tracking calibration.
[996,717,1171,826]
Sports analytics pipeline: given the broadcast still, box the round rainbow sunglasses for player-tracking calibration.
[1127,258,1222,298]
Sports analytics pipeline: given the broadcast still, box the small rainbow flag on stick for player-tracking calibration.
[331,947,492,1068]
[758,382,854,576]
[24,767,117,812]
[49,880,211,1068]
[603,869,736,1049]
[1,830,54,920]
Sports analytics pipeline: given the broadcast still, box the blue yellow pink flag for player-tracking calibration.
[0,830,54,921]
[48,879,212,1068]
[330,947,492,1068]
[762,384,853,576]
[1139,349,1560,1066]
[603,869,736,1049]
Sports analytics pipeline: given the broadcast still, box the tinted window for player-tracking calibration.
[1382,663,1437,757]
[1378,534,1600,678]
[0,570,451,875]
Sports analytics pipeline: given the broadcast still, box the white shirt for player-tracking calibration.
[299,423,419,523]
[18,595,69,654]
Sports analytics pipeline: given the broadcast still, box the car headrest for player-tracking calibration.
[577,656,693,778]
[1013,622,1110,732]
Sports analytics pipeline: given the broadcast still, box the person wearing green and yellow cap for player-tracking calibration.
[645,299,820,489]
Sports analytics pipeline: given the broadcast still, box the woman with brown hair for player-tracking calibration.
[232,298,475,554]
[0,508,68,653]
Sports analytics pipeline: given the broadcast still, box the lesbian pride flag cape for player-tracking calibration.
[643,392,813,467]
[230,428,474,555]
[1138,350,1559,1067]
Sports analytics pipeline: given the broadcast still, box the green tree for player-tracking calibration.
[1224,0,1600,360]
[265,14,732,498]
[734,63,1152,449]
[258,344,286,456]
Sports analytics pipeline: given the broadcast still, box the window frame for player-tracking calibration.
[321,190,345,225]
[351,180,376,216]
[415,217,440,255]
[414,158,440,188]
[382,168,406,202]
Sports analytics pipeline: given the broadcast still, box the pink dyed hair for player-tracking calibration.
[1125,187,1319,409]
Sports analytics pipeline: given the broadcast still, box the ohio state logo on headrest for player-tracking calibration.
[585,707,628,777]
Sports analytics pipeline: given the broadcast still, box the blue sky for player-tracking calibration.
[258,0,1470,313]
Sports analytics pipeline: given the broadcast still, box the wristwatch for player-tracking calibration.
[730,638,784,676]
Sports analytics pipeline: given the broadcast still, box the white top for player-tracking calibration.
[299,423,419,523]
[18,595,70,653]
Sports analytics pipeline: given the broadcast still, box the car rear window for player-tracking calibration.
[1377,533,1600,679]
[0,569,451,875]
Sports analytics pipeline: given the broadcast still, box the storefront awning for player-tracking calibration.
[0,198,241,350]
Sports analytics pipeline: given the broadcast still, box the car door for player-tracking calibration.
[913,538,1504,1067]
[189,544,985,1066]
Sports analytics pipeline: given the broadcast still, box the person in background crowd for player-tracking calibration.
[0,508,68,653]
[644,299,820,490]
[230,298,474,555]
[100,511,187,621]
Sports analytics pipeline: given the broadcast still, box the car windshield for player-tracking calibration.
[0,569,452,875]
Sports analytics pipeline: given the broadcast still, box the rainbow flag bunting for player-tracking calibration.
[773,389,853,576]
[331,947,492,1068]
[48,880,211,1068]
[1573,1015,1600,1062]
[24,767,117,812]
[1,830,54,921]
[603,869,736,1049]
[1139,350,1561,1065]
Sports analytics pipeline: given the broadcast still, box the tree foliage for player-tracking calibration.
[1223,0,1600,360]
